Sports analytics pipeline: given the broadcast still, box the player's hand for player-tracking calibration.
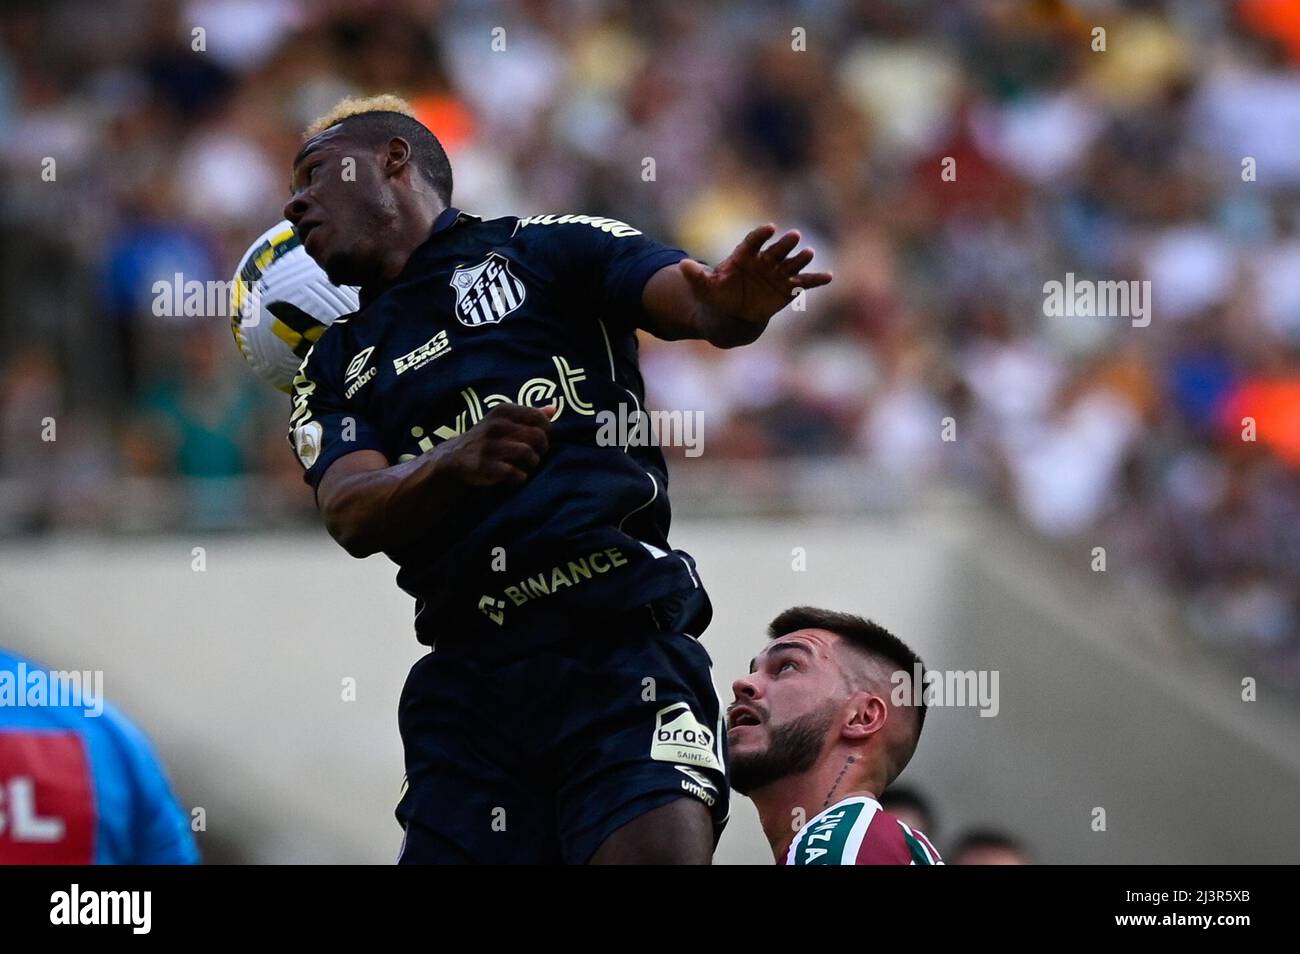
[439,403,554,487]
[680,224,832,328]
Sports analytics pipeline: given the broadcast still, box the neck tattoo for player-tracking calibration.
[822,756,855,808]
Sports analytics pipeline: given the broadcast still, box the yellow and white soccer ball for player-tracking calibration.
[230,221,359,392]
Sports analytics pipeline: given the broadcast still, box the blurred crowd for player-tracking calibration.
[1,0,1298,681]
[880,786,1034,865]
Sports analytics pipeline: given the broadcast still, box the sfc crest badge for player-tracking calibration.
[449,253,526,327]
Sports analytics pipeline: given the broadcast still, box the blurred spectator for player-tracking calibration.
[879,784,938,842]
[949,828,1034,865]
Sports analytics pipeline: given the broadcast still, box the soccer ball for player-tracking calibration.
[230,220,359,392]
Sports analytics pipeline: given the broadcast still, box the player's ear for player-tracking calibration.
[841,692,887,741]
[383,136,413,177]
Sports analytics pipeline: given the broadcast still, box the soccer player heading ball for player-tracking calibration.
[729,608,942,864]
[283,95,831,864]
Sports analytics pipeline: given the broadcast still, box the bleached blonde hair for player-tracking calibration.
[304,94,417,138]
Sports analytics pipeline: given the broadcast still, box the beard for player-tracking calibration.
[730,701,837,795]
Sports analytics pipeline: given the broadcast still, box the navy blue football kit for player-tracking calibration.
[289,208,728,862]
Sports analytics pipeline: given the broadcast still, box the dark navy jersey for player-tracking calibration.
[289,209,710,647]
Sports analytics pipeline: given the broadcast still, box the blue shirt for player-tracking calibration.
[289,210,711,647]
[0,649,199,864]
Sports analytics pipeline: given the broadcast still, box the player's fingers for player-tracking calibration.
[496,440,542,473]
[761,230,801,264]
[679,258,714,292]
[487,402,552,425]
[484,460,530,485]
[507,422,550,456]
[780,247,815,275]
[681,256,712,285]
[484,402,553,429]
[791,270,833,289]
[737,223,777,260]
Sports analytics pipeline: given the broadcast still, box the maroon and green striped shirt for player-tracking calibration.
[783,796,943,865]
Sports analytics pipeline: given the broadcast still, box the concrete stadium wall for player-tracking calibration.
[2,508,1297,864]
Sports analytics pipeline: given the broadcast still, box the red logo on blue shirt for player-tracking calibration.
[0,731,95,863]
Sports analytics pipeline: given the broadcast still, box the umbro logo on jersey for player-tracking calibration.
[344,345,376,398]
[450,253,526,327]
[345,346,374,380]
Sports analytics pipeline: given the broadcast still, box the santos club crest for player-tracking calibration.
[449,253,526,327]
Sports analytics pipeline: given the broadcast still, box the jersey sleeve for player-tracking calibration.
[104,707,200,864]
[895,822,944,865]
[288,335,387,489]
[523,215,690,331]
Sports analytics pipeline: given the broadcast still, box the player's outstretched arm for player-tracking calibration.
[315,404,553,558]
[640,224,831,348]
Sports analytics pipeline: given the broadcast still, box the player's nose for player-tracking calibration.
[731,675,759,702]
[283,194,309,226]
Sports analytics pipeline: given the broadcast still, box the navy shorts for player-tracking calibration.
[395,603,729,864]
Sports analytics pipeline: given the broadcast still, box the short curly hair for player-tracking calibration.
[304,95,453,204]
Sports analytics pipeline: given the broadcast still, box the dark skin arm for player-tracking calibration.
[640,223,832,347]
[316,403,553,558]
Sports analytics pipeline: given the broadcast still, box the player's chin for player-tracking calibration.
[726,749,769,796]
[319,251,364,288]
[726,722,766,752]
